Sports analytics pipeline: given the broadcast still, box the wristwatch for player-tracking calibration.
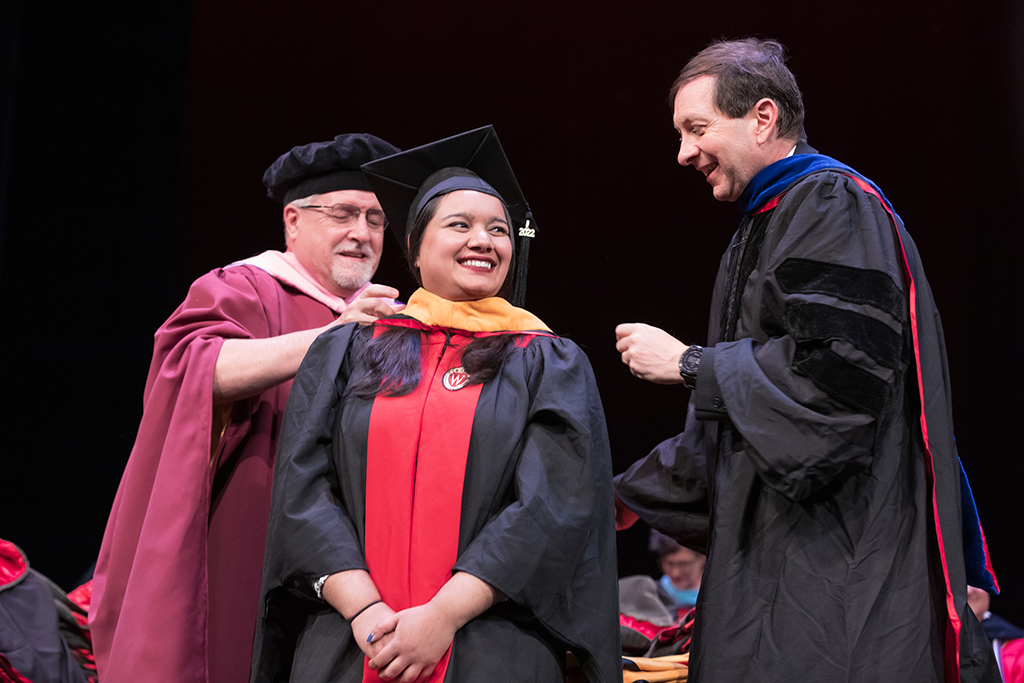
[678,345,703,390]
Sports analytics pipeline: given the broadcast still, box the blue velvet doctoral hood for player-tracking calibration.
[737,151,898,219]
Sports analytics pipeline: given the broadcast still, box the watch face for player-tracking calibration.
[679,346,703,376]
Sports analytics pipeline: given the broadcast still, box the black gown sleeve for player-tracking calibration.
[700,172,908,501]
[262,323,369,591]
[251,323,366,683]
[613,401,710,552]
[451,337,621,683]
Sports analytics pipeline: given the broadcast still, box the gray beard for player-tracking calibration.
[332,260,373,294]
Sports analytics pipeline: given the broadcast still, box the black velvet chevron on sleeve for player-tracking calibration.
[776,258,905,322]
[792,346,889,416]
[783,303,903,370]
[776,258,907,417]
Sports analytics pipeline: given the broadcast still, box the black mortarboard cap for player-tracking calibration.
[361,125,537,306]
[263,133,400,204]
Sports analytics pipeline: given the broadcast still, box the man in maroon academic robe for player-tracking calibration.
[90,134,403,683]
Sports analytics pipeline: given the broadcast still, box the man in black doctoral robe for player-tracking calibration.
[614,37,1000,683]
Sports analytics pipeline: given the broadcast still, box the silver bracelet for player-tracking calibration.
[313,574,329,598]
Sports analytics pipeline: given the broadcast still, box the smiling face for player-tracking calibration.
[413,190,512,302]
[284,189,384,298]
[673,75,769,203]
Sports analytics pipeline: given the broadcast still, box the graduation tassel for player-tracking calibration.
[513,210,536,308]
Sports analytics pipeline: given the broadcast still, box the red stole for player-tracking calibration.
[363,330,482,683]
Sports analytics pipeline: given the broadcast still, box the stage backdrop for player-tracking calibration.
[2,0,1023,624]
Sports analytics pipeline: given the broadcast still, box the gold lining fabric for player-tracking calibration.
[401,289,550,333]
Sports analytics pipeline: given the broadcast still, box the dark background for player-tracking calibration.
[3,0,1023,626]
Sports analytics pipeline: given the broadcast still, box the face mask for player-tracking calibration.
[660,574,699,606]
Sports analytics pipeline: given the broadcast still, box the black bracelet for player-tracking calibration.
[348,599,382,623]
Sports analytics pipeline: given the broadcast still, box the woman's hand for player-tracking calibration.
[366,602,456,681]
[350,601,397,661]
[366,572,503,681]
[320,570,400,661]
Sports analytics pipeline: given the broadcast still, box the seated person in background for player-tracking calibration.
[618,531,701,660]
[650,531,705,615]
[969,585,1024,683]
[251,126,620,683]
[618,531,703,658]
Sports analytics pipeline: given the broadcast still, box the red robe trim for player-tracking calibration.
[0,541,27,589]
[999,638,1024,682]
[0,655,33,683]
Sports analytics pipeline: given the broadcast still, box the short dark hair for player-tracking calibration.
[649,530,683,559]
[670,38,806,143]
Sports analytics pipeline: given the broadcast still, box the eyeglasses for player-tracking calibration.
[298,204,388,231]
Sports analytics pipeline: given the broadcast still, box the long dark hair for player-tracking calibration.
[347,328,519,399]
[347,192,520,399]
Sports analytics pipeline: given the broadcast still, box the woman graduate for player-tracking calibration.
[251,126,620,683]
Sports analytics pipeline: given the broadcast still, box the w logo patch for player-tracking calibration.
[442,367,471,391]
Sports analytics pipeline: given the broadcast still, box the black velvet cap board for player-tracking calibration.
[360,125,534,248]
[263,133,400,204]
[360,125,537,305]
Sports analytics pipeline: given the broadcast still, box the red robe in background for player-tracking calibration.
[90,252,357,683]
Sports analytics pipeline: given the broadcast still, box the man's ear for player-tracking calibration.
[753,97,780,144]
[283,204,301,243]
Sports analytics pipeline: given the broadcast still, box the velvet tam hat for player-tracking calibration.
[360,125,537,305]
[263,133,400,204]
